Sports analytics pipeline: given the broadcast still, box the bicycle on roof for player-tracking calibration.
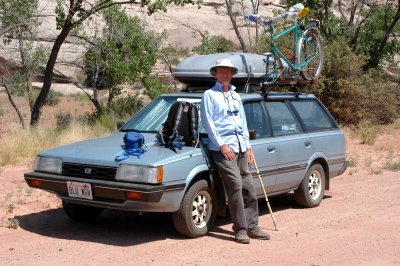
[245,3,324,87]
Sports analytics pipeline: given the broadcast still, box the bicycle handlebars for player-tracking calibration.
[245,3,309,27]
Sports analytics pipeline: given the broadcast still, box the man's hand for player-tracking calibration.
[220,144,235,161]
[246,147,254,166]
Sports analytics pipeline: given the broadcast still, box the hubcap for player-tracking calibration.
[308,169,322,201]
[192,190,212,229]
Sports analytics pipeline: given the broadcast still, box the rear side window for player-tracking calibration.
[291,100,335,131]
[264,102,302,136]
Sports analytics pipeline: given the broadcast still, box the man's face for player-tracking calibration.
[214,67,233,85]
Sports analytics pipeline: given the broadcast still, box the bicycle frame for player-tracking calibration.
[266,20,317,83]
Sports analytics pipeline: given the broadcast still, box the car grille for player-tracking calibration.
[62,163,117,180]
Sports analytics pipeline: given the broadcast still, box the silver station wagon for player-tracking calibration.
[25,53,348,238]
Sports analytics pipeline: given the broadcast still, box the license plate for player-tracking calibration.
[67,181,93,200]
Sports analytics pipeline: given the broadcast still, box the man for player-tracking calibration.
[201,58,270,244]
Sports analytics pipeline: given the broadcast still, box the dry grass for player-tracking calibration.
[393,119,400,130]
[358,124,380,145]
[0,123,112,166]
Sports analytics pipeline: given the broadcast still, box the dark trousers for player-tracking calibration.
[210,151,259,233]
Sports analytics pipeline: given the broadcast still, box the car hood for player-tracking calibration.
[39,132,203,167]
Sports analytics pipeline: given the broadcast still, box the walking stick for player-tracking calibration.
[253,157,278,231]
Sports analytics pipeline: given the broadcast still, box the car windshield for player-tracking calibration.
[121,95,202,133]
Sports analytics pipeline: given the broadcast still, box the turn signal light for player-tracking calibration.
[156,166,164,183]
[30,179,42,188]
[126,191,142,200]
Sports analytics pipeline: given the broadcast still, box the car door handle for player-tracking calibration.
[304,141,312,148]
[267,146,276,152]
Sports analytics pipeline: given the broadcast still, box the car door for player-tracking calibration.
[264,100,313,192]
[244,101,277,194]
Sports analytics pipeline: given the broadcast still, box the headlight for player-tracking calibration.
[33,157,62,174]
[116,165,164,184]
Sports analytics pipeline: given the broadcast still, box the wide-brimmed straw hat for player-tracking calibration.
[210,58,238,76]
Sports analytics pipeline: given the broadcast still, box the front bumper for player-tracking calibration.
[24,171,186,212]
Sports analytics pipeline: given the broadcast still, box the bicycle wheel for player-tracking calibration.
[297,28,324,80]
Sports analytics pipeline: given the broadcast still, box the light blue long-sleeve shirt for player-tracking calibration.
[201,81,251,153]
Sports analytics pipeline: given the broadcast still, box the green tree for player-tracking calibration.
[358,3,400,68]
[29,0,197,127]
[0,0,48,128]
[82,5,166,112]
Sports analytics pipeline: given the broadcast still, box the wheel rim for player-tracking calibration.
[192,190,212,229]
[298,30,323,80]
[308,169,322,201]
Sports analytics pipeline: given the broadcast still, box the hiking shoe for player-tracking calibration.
[248,226,270,240]
[235,230,250,244]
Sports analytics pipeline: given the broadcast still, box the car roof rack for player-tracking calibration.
[260,79,314,97]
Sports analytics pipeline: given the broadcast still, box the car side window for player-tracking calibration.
[243,102,270,138]
[264,101,302,136]
[291,100,335,131]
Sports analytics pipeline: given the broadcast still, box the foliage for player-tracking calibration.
[56,111,73,130]
[286,0,400,69]
[7,218,19,229]
[108,95,144,119]
[192,31,234,54]
[0,0,39,42]
[29,88,61,106]
[358,4,400,68]
[357,122,380,145]
[161,46,190,66]
[24,0,197,126]
[306,39,400,126]
[83,5,166,104]
[143,76,172,99]
[55,0,66,30]
[384,161,400,171]
[160,45,190,77]
[79,95,144,130]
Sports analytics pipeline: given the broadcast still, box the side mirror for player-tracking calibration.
[117,121,125,130]
[249,129,256,140]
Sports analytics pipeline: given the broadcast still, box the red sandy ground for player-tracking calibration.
[0,136,400,265]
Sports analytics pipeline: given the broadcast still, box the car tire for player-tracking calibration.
[294,164,325,208]
[173,180,217,238]
[62,201,103,222]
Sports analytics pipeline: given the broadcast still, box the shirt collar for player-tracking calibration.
[215,81,236,92]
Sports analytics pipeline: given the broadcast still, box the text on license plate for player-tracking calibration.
[67,181,93,200]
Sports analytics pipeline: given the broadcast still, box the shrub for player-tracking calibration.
[192,32,234,55]
[56,111,73,130]
[383,162,400,171]
[45,90,62,106]
[107,95,144,119]
[0,108,4,117]
[31,88,61,106]
[394,119,400,129]
[7,218,20,229]
[78,95,144,130]
[357,122,380,145]
[306,39,400,126]
[143,76,172,99]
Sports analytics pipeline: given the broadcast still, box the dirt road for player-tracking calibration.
[1,164,399,266]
